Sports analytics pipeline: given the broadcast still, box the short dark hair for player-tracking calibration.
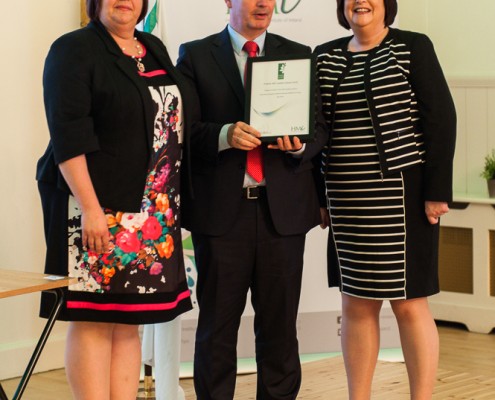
[86,0,149,24]
[336,0,397,30]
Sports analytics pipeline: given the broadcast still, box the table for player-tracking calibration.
[0,269,76,400]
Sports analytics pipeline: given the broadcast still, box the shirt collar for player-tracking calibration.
[227,24,266,56]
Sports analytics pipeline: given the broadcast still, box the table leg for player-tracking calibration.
[0,383,8,400]
[12,288,64,400]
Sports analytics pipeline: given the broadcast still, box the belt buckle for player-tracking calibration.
[246,186,258,200]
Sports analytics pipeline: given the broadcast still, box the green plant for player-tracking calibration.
[480,149,495,180]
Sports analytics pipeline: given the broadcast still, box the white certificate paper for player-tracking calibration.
[246,55,315,142]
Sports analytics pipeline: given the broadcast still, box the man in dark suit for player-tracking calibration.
[177,1,328,399]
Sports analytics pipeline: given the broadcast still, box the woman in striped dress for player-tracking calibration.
[314,0,456,398]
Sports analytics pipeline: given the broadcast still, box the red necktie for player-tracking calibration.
[243,41,264,183]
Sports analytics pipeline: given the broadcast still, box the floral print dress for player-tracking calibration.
[61,49,192,324]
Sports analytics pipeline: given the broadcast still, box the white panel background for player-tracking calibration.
[159,1,352,323]
[157,1,397,325]
[157,0,350,63]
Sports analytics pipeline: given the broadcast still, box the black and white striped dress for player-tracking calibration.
[324,51,439,300]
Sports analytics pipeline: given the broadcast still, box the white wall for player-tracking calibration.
[399,0,495,78]
[0,0,81,380]
[399,0,495,196]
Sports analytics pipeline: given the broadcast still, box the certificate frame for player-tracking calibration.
[245,54,316,143]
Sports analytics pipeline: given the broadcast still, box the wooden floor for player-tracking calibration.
[2,323,495,399]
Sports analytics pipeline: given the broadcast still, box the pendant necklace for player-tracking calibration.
[122,37,145,72]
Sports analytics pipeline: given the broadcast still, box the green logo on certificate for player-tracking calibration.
[278,63,286,80]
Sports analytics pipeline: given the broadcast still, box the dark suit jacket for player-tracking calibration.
[36,21,194,212]
[177,27,328,236]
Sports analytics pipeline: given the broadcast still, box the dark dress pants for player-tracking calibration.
[191,192,306,400]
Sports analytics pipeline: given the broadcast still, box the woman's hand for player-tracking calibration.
[320,207,330,229]
[424,201,449,225]
[81,207,110,254]
[59,154,110,254]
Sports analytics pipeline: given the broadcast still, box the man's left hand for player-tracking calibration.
[267,136,303,152]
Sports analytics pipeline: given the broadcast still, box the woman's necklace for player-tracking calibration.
[122,37,145,72]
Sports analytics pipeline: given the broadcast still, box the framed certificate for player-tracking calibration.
[245,54,316,143]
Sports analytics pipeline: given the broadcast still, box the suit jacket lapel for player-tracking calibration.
[212,27,244,107]
[264,32,283,57]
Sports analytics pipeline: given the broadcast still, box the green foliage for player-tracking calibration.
[480,149,495,180]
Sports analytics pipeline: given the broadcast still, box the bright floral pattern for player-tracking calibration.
[68,85,183,294]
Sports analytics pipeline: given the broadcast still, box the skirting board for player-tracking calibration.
[430,300,495,333]
[0,334,66,381]
[180,308,401,362]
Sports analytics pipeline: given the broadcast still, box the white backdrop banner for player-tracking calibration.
[162,0,350,319]
[155,0,350,62]
[141,1,401,369]
[138,0,353,319]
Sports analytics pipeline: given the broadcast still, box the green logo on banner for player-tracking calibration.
[279,0,302,13]
[278,63,286,80]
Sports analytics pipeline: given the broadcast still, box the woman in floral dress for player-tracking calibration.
[36,0,194,398]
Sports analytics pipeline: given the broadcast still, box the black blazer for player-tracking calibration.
[36,21,194,212]
[314,28,456,202]
[177,27,328,236]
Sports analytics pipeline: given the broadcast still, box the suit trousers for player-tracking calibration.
[191,192,306,400]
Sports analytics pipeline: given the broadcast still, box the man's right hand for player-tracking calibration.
[227,122,262,150]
